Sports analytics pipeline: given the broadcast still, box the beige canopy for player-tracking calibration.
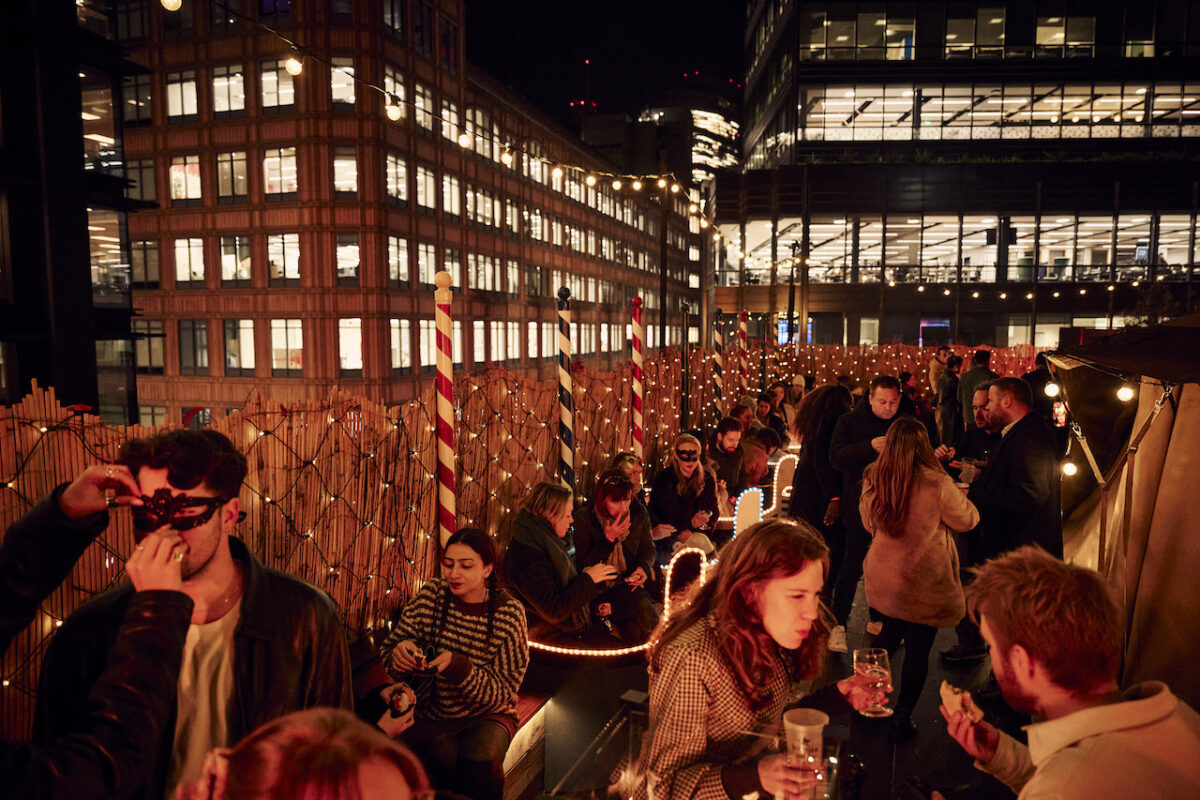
[1048,313,1200,708]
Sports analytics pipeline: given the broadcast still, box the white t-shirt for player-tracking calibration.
[165,605,240,799]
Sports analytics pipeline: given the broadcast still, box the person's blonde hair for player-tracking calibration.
[521,481,572,521]
[221,708,429,800]
[670,433,707,497]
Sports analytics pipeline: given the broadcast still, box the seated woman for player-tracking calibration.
[175,708,429,800]
[632,519,888,800]
[647,433,719,563]
[378,528,529,800]
[860,417,979,737]
[572,469,659,642]
[498,481,618,643]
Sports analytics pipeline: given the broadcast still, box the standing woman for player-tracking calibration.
[789,385,853,622]
[859,417,979,736]
[647,433,719,561]
[379,528,529,800]
[573,469,659,641]
[498,482,618,642]
[632,519,888,800]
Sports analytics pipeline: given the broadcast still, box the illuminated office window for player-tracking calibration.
[174,238,204,286]
[388,235,409,286]
[336,233,359,285]
[169,154,201,205]
[223,320,255,377]
[330,56,355,107]
[261,59,295,110]
[338,318,363,375]
[270,319,303,377]
[390,319,412,374]
[419,319,436,371]
[216,151,247,202]
[416,165,436,210]
[333,147,357,196]
[267,233,300,285]
[442,174,461,218]
[133,319,165,374]
[385,152,408,204]
[263,147,297,197]
[166,70,197,120]
[212,65,245,117]
[219,235,251,286]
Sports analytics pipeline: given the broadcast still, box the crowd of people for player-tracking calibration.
[3,346,1199,800]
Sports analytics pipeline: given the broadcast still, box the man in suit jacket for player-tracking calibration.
[826,375,909,652]
[958,350,1000,431]
[967,377,1063,562]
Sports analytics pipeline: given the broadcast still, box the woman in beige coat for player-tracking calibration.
[860,417,979,737]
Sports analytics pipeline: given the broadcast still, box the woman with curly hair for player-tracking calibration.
[633,519,890,800]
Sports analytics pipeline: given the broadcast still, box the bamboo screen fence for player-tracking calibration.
[0,342,1035,736]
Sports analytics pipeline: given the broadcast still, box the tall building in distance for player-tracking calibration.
[0,0,144,421]
[105,0,701,426]
[718,1,1199,347]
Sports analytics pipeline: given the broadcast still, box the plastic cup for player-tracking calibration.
[783,709,829,799]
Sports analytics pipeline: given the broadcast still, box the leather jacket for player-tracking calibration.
[0,488,194,800]
[33,522,353,800]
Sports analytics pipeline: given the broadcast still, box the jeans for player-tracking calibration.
[832,526,872,626]
[404,718,511,800]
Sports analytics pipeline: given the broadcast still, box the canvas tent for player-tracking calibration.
[1047,314,1200,710]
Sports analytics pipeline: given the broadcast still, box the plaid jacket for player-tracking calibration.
[635,615,789,800]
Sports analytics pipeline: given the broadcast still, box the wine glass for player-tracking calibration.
[852,648,893,718]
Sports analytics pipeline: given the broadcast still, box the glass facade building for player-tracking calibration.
[720,1,1200,346]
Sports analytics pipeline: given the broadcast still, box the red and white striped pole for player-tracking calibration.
[631,296,644,461]
[434,271,456,545]
[738,309,749,399]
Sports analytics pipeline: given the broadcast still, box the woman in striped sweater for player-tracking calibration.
[380,528,529,800]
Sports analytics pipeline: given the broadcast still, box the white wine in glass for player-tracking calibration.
[853,648,894,718]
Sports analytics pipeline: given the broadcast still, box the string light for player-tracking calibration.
[385,96,403,121]
[1062,461,1078,476]
[1117,384,1136,402]
[284,54,303,76]
[160,0,182,10]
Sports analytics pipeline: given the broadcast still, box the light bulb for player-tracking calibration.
[670,183,681,193]
[917,285,926,293]
[656,177,668,189]
[1062,461,1078,476]
[585,174,596,187]
[631,179,642,191]
[611,179,623,190]
[385,97,402,121]
[1117,385,1135,402]
[501,150,514,166]
[551,166,563,179]
[457,131,472,147]
[285,56,303,76]
[161,0,182,9]
[1044,382,1060,398]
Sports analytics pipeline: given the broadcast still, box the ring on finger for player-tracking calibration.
[105,466,116,478]
[135,543,146,551]
[172,549,185,562]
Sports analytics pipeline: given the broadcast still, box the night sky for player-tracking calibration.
[463,0,744,124]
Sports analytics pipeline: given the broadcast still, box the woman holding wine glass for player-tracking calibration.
[859,417,979,737]
[632,519,890,800]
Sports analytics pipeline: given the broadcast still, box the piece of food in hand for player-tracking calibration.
[940,680,984,723]
[388,686,413,718]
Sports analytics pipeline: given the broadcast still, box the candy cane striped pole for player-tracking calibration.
[631,297,644,461]
[738,309,749,399]
[433,271,456,545]
[712,308,724,420]
[557,287,575,490]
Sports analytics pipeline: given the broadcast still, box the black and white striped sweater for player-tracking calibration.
[379,579,528,723]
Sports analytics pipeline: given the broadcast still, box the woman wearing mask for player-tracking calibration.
[498,482,618,642]
[632,519,889,800]
[860,417,979,737]
[379,528,528,800]
[572,469,659,642]
[647,434,719,561]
